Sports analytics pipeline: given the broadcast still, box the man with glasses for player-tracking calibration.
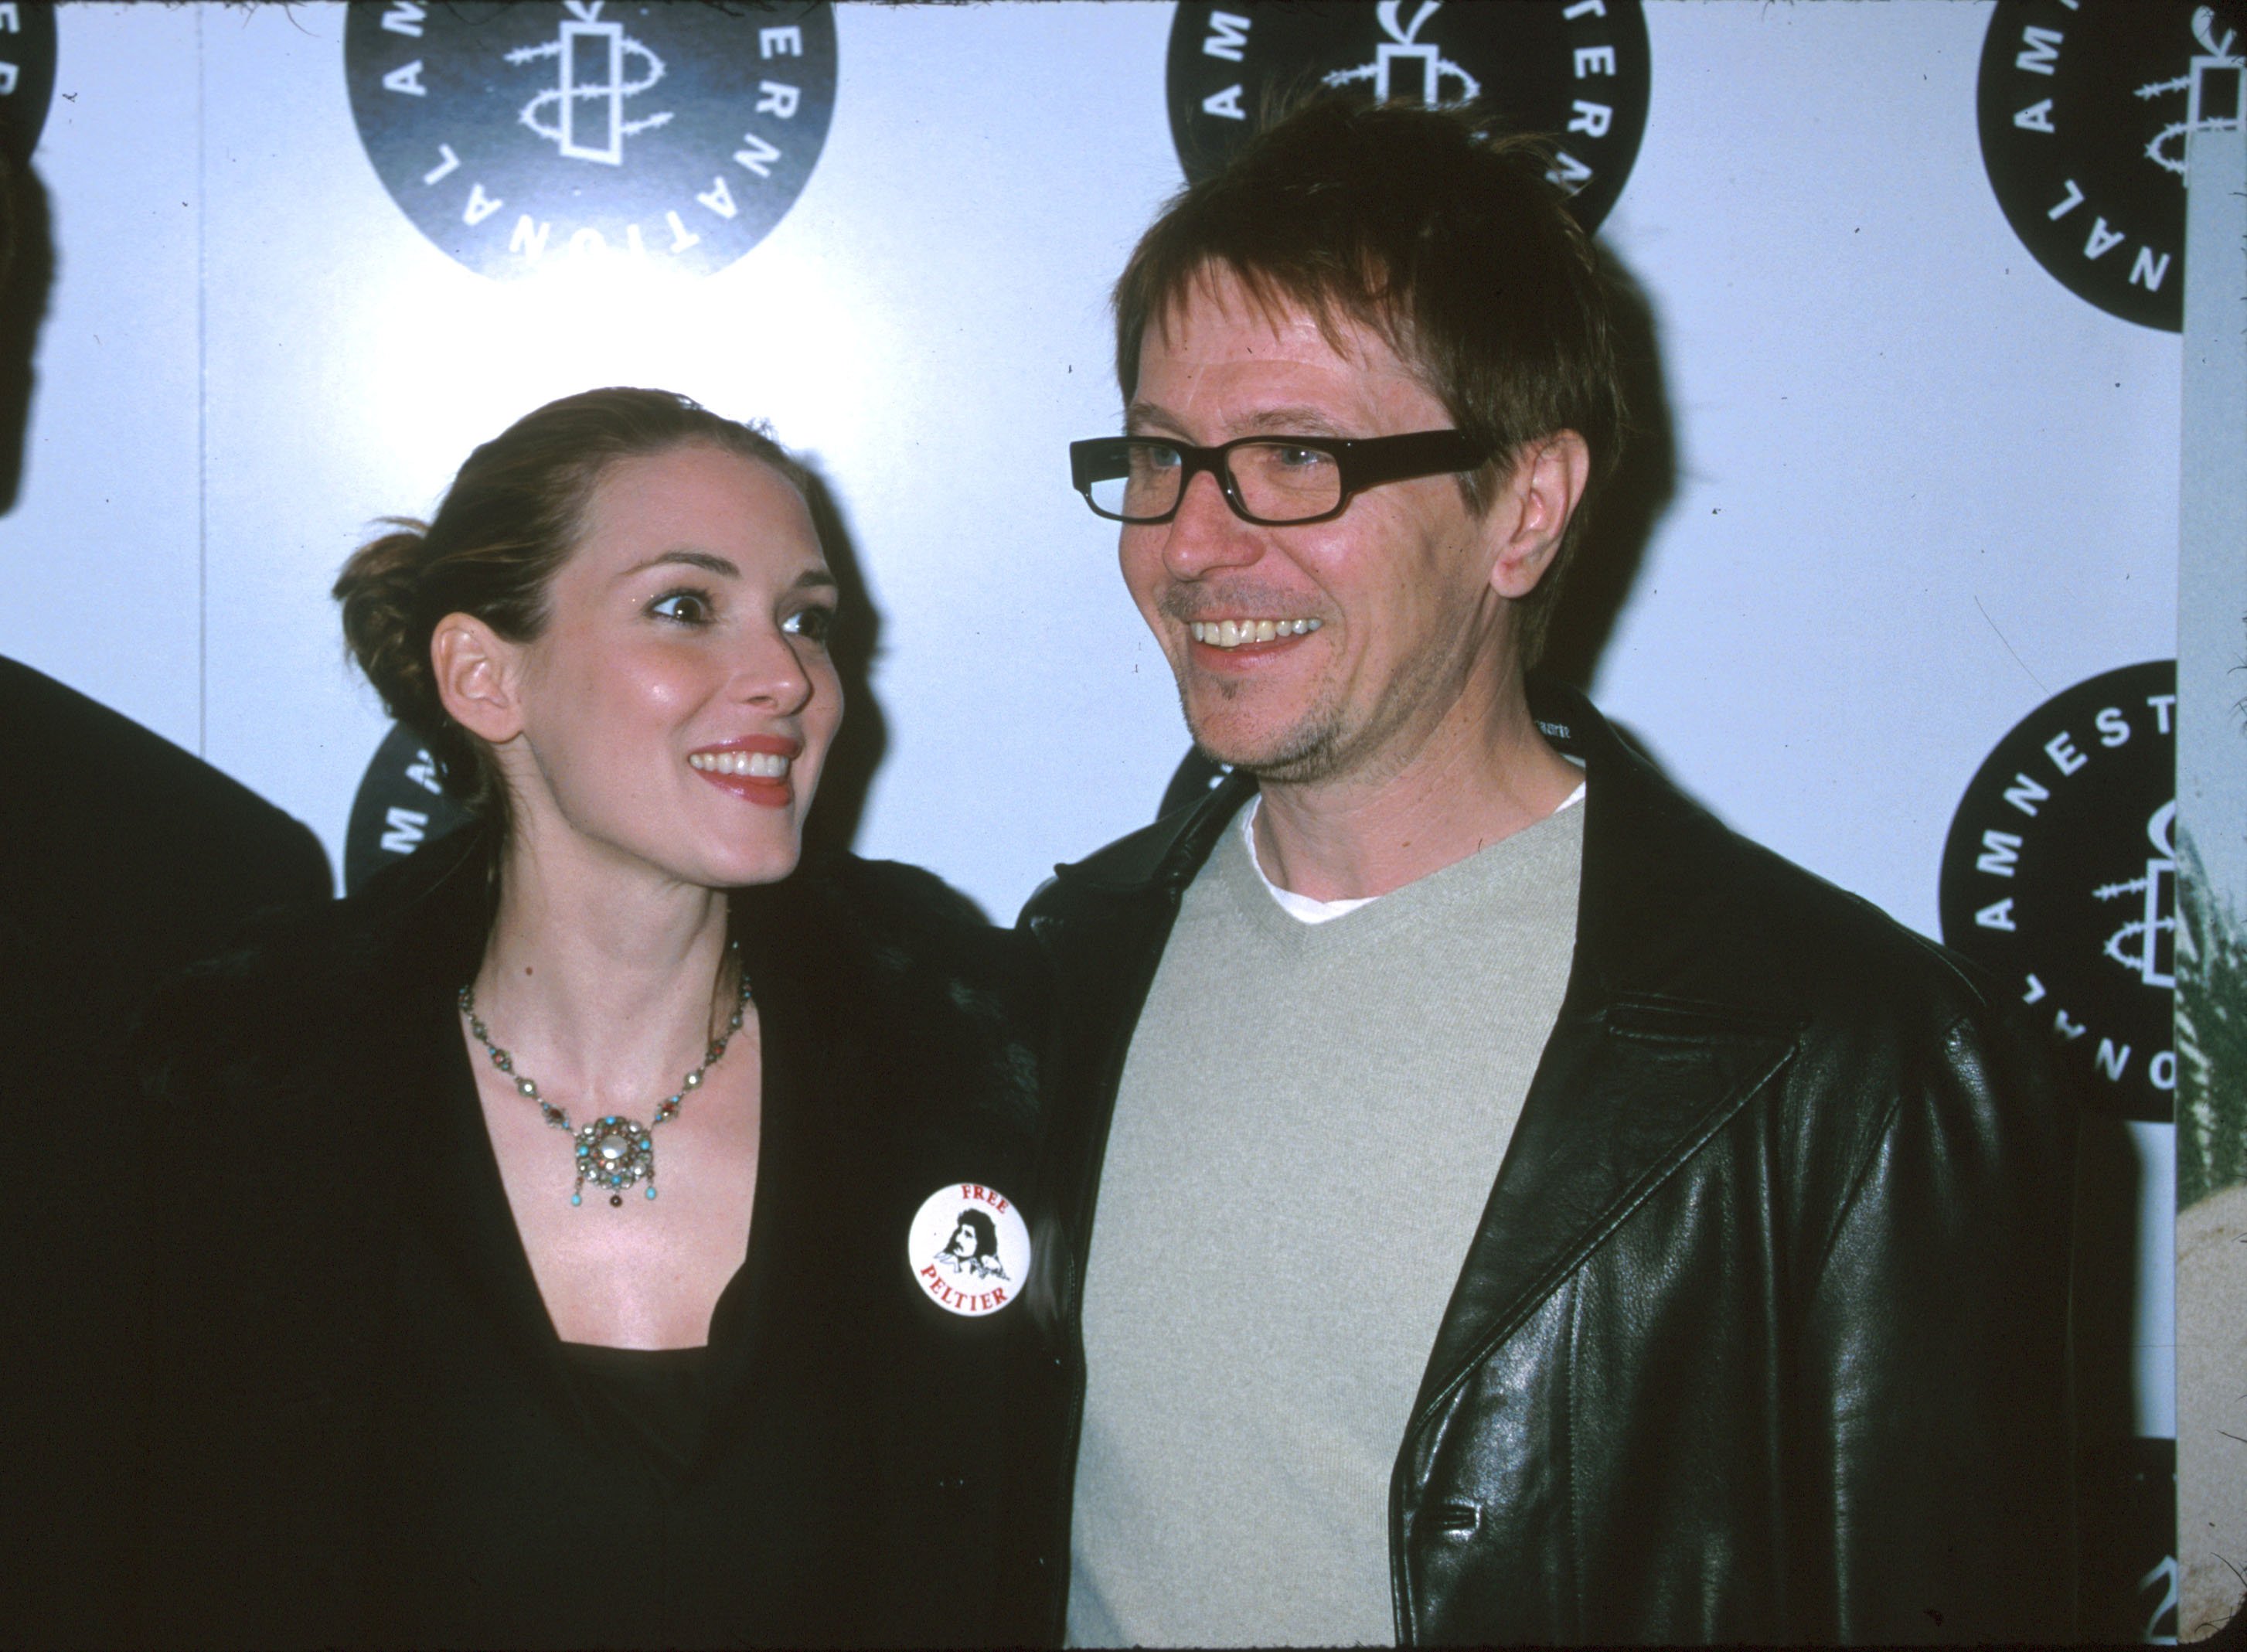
[1020,98,2072,1646]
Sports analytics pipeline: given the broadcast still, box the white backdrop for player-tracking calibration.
[5,2,2179,925]
[0,0,2193,1632]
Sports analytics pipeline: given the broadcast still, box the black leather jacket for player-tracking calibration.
[1017,680,2076,1644]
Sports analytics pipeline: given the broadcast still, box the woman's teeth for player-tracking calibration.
[690,750,791,778]
[1190,618,1322,649]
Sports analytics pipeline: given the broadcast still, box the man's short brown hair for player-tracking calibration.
[1113,97,1626,666]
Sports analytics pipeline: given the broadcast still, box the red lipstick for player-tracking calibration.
[689,735,802,810]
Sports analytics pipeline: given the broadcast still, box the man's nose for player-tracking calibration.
[1159,466,1264,580]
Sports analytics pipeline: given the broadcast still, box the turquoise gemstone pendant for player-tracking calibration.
[574,1114,655,1208]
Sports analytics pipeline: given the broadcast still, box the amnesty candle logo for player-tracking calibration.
[1977,0,2245,332]
[346,0,836,280]
[1166,0,1649,232]
[1938,661,2177,1122]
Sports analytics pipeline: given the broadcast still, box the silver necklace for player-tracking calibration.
[458,940,751,1208]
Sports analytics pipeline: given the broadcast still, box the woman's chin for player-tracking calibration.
[692,832,809,891]
[516,799,814,892]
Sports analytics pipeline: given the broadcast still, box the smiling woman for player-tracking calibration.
[133,390,1062,1647]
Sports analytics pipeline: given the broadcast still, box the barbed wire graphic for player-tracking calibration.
[2097,873,2179,972]
[506,7,672,162]
[2136,5,2241,179]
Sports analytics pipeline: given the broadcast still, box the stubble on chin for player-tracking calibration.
[1176,626,1474,792]
[1176,673,1347,786]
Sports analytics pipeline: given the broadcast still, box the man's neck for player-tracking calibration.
[1249,681,1581,903]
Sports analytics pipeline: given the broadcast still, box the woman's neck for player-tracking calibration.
[468,836,737,1116]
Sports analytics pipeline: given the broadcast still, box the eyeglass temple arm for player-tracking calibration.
[1335,430,1494,492]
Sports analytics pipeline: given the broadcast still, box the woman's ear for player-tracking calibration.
[431,613,525,745]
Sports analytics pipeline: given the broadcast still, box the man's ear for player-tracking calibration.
[1485,430,1591,601]
[431,612,525,746]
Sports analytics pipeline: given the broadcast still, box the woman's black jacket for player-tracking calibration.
[135,829,1061,1647]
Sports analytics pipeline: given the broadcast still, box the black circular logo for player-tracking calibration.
[345,0,836,280]
[344,722,475,894]
[1939,661,2177,1121]
[1166,0,1649,230]
[1978,0,2243,332]
[1,1,57,162]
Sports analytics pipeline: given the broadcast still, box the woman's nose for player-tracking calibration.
[729,625,814,714]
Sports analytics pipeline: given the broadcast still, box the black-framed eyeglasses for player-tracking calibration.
[1068,429,1493,526]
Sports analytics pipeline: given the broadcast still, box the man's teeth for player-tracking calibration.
[689,750,792,778]
[1190,618,1322,649]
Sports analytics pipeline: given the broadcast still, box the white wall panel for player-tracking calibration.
[0,3,203,750]
[725,1,1190,904]
[1595,1,2177,942]
[200,2,403,867]
[9,2,2184,934]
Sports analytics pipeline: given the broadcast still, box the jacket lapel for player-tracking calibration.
[1407,997,1797,1422]
[1407,685,1803,1425]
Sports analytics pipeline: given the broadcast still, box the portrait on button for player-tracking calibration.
[935,1207,1011,1283]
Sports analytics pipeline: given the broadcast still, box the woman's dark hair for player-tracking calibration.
[1113,96,1626,667]
[334,387,811,833]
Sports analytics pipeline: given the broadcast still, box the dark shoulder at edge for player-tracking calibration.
[0,655,330,898]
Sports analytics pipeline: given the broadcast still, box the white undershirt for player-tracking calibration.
[1241,779,1588,925]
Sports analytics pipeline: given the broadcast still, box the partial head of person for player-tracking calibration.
[0,143,52,518]
[1071,97,1624,791]
[334,387,841,894]
[949,1207,999,1262]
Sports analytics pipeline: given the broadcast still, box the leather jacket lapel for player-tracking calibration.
[1407,996,1798,1425]
[1407,684,1804,1426]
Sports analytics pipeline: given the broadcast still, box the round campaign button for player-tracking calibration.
[907,1183,1031,1317]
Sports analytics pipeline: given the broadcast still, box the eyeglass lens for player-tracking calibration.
[1088,441,1343,524]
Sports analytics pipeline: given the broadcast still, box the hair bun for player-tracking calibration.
[335,518,446,737]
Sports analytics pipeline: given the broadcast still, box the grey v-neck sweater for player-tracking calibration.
[1067,799,1585,1648]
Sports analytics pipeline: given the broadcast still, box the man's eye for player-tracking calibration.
[784,605,836,644]
[649,589,713,625]
[1273,445,1332,470]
